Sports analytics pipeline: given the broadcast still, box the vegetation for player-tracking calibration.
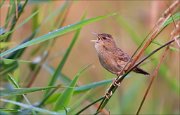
[0,0,179,114]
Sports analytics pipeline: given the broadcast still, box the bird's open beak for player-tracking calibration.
[91,32,99,42]
[91,39,97,42]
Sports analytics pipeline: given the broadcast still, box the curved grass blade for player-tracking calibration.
[162,12,180,27]
[5,0,28,41]
[42,79,112,104]
[37,85,62,107]
[152,40,179,52]
[74,79,112,93]
[0,13,116,57]
[69,91,91,114]
[2,58,34,64]
[116,15,179,93]
[0,99,64,115]
[4,0,16,28]
[43,93,62,105]
[0,10,39,40]
[45,13,86,95]
[54,65,91,111]
[5,33,36,59]
[47,20,83,88]
[43,63,71,85]
[0,86,56,97]
[7,74,36,114]
[0,62,18,76]
[0,108,20,113]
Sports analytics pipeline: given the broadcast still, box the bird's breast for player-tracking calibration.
[97,50,122,74]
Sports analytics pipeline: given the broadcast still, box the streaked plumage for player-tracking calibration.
[92,33,149,76]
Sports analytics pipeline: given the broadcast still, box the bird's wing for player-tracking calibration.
[113,48,131,67]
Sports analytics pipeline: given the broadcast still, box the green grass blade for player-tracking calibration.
[47,22,82,88]
[7,74,19,88]
[44,93,62,105]
[2,58,33,64]
[0,13,116,57]
[0,10,39,40]
[0,108,20,113]
[69,91,91,114]
[54,65,91,111]
[42,79,112,104]
[45,13,86,95]
[74,79,112,93]
[0,42,15,49]
[163,12,180,27]
[0,86,56,97]
[0,99,64,115]
[32,7,39,31]
[29,1,71,57]
[0,62,18,76]
[4,0,28,41]
[116,15,179,94]
[152,40,179,52]
[4,0,14,28]
[43,64,71,85]
[7,74,36,115]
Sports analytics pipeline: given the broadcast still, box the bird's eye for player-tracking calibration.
[102,37,107,40]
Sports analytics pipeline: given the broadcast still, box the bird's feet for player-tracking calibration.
[112,78,121,87]
[105,91,113,99]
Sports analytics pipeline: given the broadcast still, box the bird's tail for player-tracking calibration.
[133,67,149,75]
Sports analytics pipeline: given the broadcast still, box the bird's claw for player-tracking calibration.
[112,78,121,87]
[105,91,113,99]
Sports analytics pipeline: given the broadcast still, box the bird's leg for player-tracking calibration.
[105,72,125,99]
[112,72,124,87]
[105,79,120,99]
[112,78,121,87]
[105,91,113,99]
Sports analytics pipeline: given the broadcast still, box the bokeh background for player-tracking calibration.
[0,0,179,114]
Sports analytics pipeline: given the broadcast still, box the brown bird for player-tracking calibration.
[91,33,149,76]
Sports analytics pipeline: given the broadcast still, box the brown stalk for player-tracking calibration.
[172,21,180,47]
[136,20,180,114]
[136,41,170,115]
[96,0,179,113]
[129,0,179,69]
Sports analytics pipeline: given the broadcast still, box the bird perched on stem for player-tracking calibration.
[91,33,149,76]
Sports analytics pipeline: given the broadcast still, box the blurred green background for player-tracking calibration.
[0,0,179,114]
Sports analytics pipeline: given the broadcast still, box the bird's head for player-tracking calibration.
[91,32,116,52]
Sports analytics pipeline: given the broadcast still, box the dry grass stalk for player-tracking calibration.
[171,21,180,47]
[136,16,180,115]
[130,0,179,69]
[97,0,179,113]
[136,46,170,115]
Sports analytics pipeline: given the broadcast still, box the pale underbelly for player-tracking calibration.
[98,54,122,74]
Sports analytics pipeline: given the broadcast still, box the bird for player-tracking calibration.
[91,33,149,76]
